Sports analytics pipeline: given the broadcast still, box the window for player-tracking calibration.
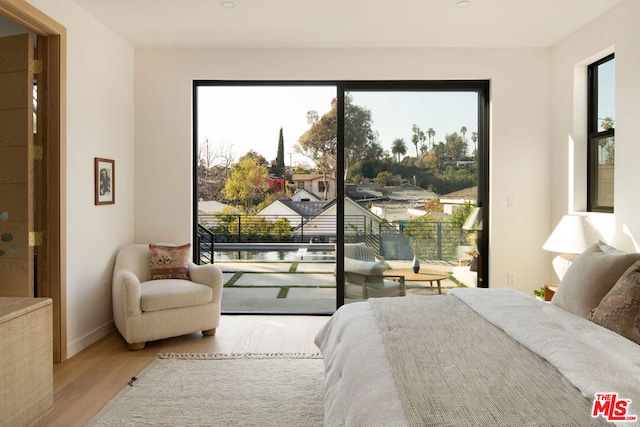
[193,80,490,313]
[587,54,615,213]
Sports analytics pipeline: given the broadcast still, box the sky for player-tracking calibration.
[196,85,478,168]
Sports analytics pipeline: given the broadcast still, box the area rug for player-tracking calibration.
[87,353,324,426]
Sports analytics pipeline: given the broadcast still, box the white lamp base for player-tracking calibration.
[552,253,578,281]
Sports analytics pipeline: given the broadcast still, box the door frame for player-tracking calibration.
[336,80,490,306]
[0,0,66,362]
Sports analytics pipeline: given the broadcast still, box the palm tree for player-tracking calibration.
[601,117,615,131]
[471,131,478,157]
[460,126,467,142]
[427,128,436,150]
[391,138,407,162]
[411,124,425,157]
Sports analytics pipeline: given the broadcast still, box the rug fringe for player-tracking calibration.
[158,352,323,360]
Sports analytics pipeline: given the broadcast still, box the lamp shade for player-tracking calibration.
[542,215,601,254]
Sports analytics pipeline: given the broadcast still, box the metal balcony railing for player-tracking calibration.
[196,214,474,264]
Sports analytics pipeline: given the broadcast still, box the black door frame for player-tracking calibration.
[192,79,490,312]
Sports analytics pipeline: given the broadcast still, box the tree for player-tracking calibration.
[411,124,426,157]
[460,126,467,143]
[601,117,615,131]
[239,150,267,166]
[295,94,377,198]
[433,142,446,169]
[197,138,234,201]
[427,128,436,150]
[343,94,378,173]
[372,170,394,191]
[222,157,269,213]
[425,198,444,213]
[471,131,478,157]
[391,138,407,162]
[445,132,467,161]
[296,109,336,199]
[274,127,285,176]
[292,164,311,174]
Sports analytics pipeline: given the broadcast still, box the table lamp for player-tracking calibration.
[542,214,601,280]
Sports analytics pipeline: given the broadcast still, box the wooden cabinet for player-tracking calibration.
[0,297,53,427]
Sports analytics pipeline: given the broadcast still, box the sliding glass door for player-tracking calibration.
[193,80,489,313]
[337,82,489,305]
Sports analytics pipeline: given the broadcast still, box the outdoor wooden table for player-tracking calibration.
[384,268,449,295]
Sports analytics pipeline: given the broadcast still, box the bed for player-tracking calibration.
[315,242,640,426]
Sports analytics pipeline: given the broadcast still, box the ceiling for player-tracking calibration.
[72,0,624,48]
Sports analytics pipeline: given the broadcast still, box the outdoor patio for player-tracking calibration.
[216,258,464,314]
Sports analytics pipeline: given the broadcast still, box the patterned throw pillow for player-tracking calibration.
[149,243,191,280]
[588,260,640,345]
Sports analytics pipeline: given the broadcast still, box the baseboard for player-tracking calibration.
[67,320,115,358]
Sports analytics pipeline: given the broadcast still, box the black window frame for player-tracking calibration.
[192,80,491,312]
[587,53,615,213]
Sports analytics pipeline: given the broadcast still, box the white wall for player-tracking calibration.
[134,47,552,294]
[26,0,135,357]
[21,0,639,356]
[549,0,640,282]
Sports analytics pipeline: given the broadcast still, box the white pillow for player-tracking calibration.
[552,243,640,318]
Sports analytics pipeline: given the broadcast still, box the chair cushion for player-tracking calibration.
[149,243,191,280]
[344,243,376,261]
[140,279,212,312]
[345,279,403,298]
[344,257,386,289]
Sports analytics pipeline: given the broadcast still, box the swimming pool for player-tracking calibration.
[213,249,335,262]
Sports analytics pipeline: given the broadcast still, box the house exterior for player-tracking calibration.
[3,0,639,360]
[265,176,286,192]
[291,197,386,239]
[370,203,429,223]
[440,186,478,215]
[290,188,321,202]
[256,198,328,227]
[348,183,438,205]
[292,174,336,200]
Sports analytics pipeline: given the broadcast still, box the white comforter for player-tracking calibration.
[315,288,640,427]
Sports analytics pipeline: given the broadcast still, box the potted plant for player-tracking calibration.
[533,287,545,300]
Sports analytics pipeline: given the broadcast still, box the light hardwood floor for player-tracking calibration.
[36,315,329,427]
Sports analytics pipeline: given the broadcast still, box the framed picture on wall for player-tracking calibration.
[95,158,115,205]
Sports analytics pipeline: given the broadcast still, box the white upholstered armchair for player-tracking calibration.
[112,243,223,350]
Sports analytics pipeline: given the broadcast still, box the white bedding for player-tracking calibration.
[315,288,640,427]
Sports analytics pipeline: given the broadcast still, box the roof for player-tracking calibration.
[198,200,228,214]
[348,183,438,204]
[291,188,321,201]
[441,186,478,200]
[293,174,335,182]
[279,199,328,217]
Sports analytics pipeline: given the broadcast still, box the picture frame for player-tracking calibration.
[94,158,115,205]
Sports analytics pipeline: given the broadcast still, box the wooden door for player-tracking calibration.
[0,33,34,296]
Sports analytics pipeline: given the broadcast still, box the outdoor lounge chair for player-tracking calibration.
[343,243,405,299]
